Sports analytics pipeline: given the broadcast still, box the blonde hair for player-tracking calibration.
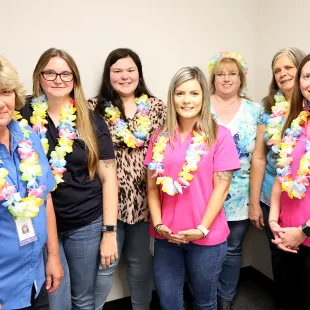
[0,56,26,110]
[161,66,217,148]
[209,58,251,100]
[32,48,99,180]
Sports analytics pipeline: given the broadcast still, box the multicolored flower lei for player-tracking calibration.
[30,95,77,188]
[276,110,310,199]
[208,51,248,96]
[104,94,152,148]
[148,131,206,196]
[0,114,45,219]
[265,91,289,154]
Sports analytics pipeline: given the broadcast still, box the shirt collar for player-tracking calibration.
[7,119,24,140]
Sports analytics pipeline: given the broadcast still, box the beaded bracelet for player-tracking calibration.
[154,223,163,233]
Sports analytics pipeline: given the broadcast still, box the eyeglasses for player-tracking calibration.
[215,72,240,79]
[41,71,74,82]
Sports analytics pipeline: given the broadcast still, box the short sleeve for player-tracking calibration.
[93,113,115,160]
[29,127,56,194]
[144,129,160,166]
[259,108,270,126]
[213,127,241,172]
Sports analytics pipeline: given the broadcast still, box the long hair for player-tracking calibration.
[160,66,217,148]
[209,58,251,100]
[263,47,305,114]
[282,54,310,136]
[95,48,152,120]
[0,56,26,110]
[32,48,99,181]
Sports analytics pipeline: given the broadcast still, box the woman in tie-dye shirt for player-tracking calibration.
[208,51,261,310]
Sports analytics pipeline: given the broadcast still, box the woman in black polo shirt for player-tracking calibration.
[20,48,118,310]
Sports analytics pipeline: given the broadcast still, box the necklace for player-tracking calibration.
[104,94,152,148]
[0,114,44,219]
[276,110,310,199]
[30,95,77,189]
[265,91,289,154]
[148,131,206,196]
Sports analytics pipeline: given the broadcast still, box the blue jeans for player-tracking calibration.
[154,239,227,310]
[48,216,102,310]
[95,220,153,310]
[218,219,249,301]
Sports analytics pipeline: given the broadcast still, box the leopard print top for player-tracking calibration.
[88,96,166,224]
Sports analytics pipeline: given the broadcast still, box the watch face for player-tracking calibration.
[302,224,310,237]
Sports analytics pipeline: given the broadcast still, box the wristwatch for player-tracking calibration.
[102,225,117,233]
[197,225,210,238]
[302,222,310,237]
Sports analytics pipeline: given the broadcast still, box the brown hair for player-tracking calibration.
[282,54,310,136]
[32,48,99,180]
[263,47,306,114]
[209,58,251,101]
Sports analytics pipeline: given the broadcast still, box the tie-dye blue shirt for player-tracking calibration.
[211,99,261,221]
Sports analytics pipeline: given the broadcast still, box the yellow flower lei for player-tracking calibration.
[30,95,77,189]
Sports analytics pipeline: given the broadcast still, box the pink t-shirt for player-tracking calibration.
[144,125,240,246]
[279,122,310,247]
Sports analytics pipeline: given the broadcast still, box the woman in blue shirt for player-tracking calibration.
[0,56,63,310]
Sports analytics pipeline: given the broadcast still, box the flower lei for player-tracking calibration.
[148,131,206,196]
[30,95,77,188]
[208,51,248,96]
[0,113,45,219]
[276,110,310,199]
[104,94,152,148]
[265,91,289,154]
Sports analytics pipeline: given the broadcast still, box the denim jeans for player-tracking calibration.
[260,201,289,309]
[218,219,249,301]
[153,239,227,310]
[48,216,102,310]
[95,220,153,310]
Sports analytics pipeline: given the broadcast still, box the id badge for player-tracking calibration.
[15,218,37,246]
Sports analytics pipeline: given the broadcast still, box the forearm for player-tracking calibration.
[250,155,267,205]
[269,178,281,222]
[102,178,118,226]
[148,187,162,226]
[201,187,229,229]
[45,194,60,257]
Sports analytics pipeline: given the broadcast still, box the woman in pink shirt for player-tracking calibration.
[270,54,310,310]
[145,67,240,310]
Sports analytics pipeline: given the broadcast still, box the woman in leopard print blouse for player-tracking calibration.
[88,48,166,310]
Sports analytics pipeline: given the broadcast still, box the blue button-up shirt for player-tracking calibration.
[0,120,56,310]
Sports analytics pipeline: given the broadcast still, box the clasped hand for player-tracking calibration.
[270,222,305,253]
[156,225,204,244]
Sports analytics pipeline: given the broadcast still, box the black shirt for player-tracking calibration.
[21,103,115,232]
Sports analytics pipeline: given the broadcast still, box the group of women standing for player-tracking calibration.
[1,44,310,310]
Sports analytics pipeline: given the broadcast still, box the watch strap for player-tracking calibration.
[302,222,310,237]
[197,225,210,238]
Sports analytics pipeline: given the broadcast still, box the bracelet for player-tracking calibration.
[154,224,163,233]
[102,225,117,232]
[268,220,278,224]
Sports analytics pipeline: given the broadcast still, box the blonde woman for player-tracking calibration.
[20,48,118,310]
[0,56,62,309]
[208,51,261,309]
[145,67,240,310]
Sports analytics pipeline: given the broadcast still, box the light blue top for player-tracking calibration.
[259,109,286,206]
[0,120,56,310]
[211,99,261,221]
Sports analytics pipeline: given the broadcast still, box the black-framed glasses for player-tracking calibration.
[41,71,74,82]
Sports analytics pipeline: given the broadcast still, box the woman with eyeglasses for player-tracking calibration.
[20,48,118,310]
[249,47,305,309]
[208,51,261,310]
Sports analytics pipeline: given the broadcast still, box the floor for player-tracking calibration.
[103,268,278,310]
